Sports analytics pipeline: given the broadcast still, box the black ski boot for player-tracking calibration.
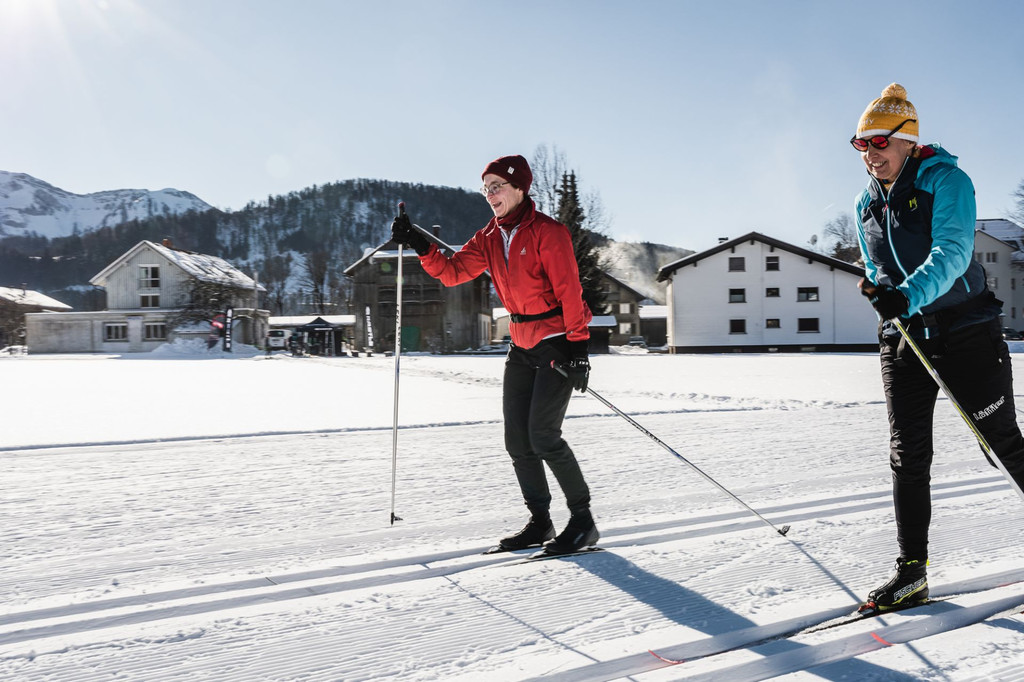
[863,557,929,611]
[542,510,600,556]
[496,516,556,551]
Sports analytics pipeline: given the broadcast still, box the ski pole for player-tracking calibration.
[390,202,407,525]
[889,317,1024,503]
[554,364,790,536]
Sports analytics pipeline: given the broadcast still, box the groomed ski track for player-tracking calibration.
[4,353,1024,680]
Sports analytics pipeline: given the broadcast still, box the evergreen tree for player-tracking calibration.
[556,171,607,315]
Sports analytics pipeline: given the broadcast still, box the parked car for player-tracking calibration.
[266,329,288,349]
[1001,327,1023,340]
[627,336,647,348]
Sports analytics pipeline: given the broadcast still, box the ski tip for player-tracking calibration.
[648,649,685,665]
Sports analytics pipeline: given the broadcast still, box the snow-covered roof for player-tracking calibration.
[91,240,265,291]
[147,241,262,289]
[0,286,72,311]
[639,304,666,319]
[977,219,1024,252]
[269,315,355,327]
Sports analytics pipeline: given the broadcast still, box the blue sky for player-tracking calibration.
[2,0,1022,252]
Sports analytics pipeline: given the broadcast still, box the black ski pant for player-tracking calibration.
[502,337,591,518]
[880,317,1024,560]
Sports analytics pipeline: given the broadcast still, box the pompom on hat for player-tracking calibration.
[482,155,532,195]
[856,83,919,142]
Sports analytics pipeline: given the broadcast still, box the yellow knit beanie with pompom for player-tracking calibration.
[856,83,919,141]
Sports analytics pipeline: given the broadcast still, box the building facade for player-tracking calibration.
[344,228,493,353]
[599,272,649,346]
[657,232,878,353]
[975,219,1024,327]
[25,240,267,353]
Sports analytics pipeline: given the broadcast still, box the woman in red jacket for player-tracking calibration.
[391,154,598,555]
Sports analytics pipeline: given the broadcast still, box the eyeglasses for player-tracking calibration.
[850,119,916,151]
[479,181,510,196]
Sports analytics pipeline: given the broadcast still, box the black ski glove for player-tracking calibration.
[564,340,590,393]
[391,212,431,256]
[861,282,909,320]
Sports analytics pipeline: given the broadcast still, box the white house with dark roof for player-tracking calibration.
[25,240,267,354]
[656,232,878,352]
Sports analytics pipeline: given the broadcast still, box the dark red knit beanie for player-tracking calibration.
[481,155,532,194]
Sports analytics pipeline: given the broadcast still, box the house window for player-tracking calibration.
[986,252,998,263]
[618,322,631,335]
[140,294,160,308]
[729,319,746,334]
[729,288,746,303]
[104,323,128,341]
[987,277,998,290]
[728,257,745,272]
[798,318,820,333]
[766,287,780,298]
[765,256,780,271]
[1012,278,1017,291]
[144,322,167,340]
[139,265,160,289]
[766,318,780,329]
[797,287,819,302]
[619,303,632,314]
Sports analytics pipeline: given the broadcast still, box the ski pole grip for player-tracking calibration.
[398,201,406,216]
[550,360,568,378]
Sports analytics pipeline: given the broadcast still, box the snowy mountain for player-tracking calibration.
[0,171,213,240]
[595,239,693,303]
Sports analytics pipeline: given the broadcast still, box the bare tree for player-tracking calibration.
[257,254,292,315]
[165,279,249,329]
[816,213,862,264]
[530,144,569,215]
[1011,179,1024,227]
[531,143,610,234]
[301,250,330,314]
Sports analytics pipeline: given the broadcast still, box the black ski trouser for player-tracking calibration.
[880,317,1024,560]
[502,337,591,518]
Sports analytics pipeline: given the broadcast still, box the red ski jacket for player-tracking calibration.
[419,203,592,350]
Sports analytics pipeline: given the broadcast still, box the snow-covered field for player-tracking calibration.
[3,343,1024,681]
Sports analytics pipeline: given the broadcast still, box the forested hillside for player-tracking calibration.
[0,177,687,313]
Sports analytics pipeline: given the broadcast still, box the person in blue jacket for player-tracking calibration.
[853,83,1024,610]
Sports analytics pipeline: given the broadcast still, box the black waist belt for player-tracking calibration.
[509,306,562,323]
[904,290,999,334]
